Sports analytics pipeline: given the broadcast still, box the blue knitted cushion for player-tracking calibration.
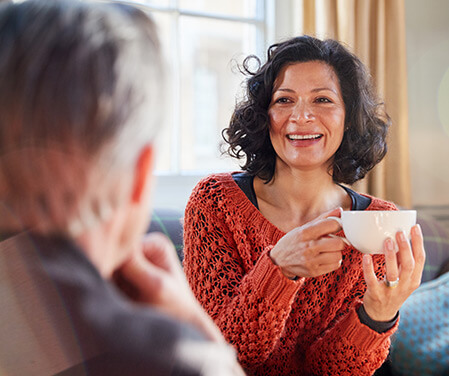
[390,272,449,376]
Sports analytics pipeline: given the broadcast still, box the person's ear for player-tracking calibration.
[131,144,154,204]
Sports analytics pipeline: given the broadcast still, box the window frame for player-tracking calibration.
[105,0,274,175]
[98,0,277,209]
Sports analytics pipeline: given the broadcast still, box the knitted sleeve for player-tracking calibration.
[183,177,301,368]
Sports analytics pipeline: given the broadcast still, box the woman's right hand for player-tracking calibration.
[269,208,347,279]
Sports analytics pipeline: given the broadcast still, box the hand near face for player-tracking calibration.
[115,232,225,342]
[270,207,347,279]
[362,225,426,322]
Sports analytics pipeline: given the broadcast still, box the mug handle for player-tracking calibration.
[327,216,351,247]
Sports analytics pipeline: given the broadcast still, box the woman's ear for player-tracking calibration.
[131,144,155,204]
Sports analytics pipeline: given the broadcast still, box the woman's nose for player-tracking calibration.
[291,101,314,122]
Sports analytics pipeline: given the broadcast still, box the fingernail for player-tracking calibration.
[399,231,407,243]
[386,237,394,252]
[363,254,371,265]
[412,224,422,236]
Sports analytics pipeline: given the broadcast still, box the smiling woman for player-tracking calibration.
[183,35,426,376]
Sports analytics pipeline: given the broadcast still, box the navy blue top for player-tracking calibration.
[232,172,371,211]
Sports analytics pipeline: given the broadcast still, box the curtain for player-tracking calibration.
[293,0,411,207]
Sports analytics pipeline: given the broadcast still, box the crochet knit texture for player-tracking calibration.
[183,173,399,376]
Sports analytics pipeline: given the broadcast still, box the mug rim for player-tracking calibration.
[342,210,416,215]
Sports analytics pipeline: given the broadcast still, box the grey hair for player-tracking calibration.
[0,0,164,235]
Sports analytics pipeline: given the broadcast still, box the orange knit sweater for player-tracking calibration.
[183,173,399,376]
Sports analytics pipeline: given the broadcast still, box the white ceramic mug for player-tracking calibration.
[329,210,417,254]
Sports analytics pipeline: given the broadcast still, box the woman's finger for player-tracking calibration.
[409,224,426,286]
[317,258,343,273]
[327,234,351,247]
[362,254,379,290]
[396,230,415,280]
[314,236,347,253]
[315,249,343,265]
[384,238,399,284]
[299,216,343,242]
[307,263,342,277]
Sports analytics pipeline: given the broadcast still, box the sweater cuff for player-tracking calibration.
[250,246,302,306]
[336,302,399,352]
[357,304,399,333]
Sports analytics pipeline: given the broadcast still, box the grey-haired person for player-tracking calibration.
[0,1,242,375]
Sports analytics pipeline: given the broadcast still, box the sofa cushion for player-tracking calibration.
[417,213,449,283]
[389,271,449,376]
[147,208,184,261]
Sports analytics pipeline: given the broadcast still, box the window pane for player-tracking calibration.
[179,0,260,19]
[179,16,257,171]
[150,12,175,172]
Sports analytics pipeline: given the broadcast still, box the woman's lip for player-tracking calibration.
[286,134,323,140]
[286,134,323,147]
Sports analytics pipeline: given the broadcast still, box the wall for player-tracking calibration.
[405,0,449,229]
[406,0,449,206]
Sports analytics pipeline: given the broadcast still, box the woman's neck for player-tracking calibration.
[253,163,351,232]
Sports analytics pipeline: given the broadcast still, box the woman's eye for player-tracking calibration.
[315,97,332,103]
[275,97,290,104]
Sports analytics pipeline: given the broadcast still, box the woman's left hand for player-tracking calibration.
[362,224,426,322]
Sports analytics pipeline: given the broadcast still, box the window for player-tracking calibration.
[109,0,272,175]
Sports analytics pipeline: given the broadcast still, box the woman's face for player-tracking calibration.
[268,61,345,174]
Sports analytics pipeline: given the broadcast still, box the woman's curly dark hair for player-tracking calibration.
[222,35,390,184]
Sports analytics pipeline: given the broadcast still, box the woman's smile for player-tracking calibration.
[286,132,323,145]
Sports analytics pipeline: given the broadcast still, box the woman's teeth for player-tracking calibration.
[287,134,322,140]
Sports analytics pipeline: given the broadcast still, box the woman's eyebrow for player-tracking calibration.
[274,87,339,94]
[311,87,338,94]
[275,88,295,93]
